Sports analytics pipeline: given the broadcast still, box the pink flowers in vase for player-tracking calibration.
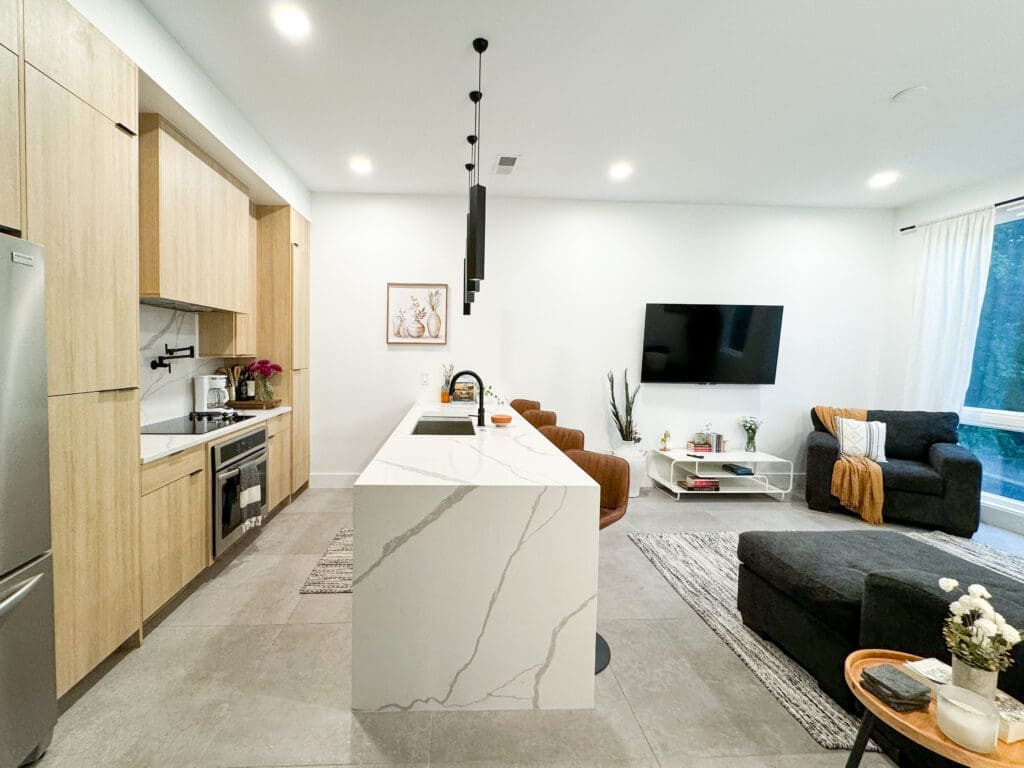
[247,359,283,401]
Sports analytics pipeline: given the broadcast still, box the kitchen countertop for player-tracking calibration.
[140,406,292,464]
[352,400,600,712]
[355,400,597,487]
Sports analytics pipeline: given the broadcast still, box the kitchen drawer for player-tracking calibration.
[267,412,291,438]
[141,444,205,496]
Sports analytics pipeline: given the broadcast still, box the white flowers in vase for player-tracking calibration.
[940,578,1021,673]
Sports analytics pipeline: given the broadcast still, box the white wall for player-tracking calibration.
[896,165,1024,229]
[310,194,903,486]
[68,0,311,218]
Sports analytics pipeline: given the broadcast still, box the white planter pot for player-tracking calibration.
[952,655,999,700]
[612,441,643,499]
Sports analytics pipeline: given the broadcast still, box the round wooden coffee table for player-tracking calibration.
[844,649,1024,768]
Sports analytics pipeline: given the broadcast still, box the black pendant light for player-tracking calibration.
[463,37,488,315]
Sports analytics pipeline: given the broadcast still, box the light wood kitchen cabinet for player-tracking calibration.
[139,113,249,312]
[290,211,310,369]
[291,369,310,491]
[48,389,140,696]
[140,446,208,620]
[267,413,292,510]
[256,205,310,493]
[26,64,139,396]
[0,0,17,53]
[23,0,138,132]
[199,205,258,355]
[0,43,20,233]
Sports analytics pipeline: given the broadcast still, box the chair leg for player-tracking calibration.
[595,632,610,674]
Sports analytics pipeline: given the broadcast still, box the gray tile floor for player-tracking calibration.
[37,488,1022,768]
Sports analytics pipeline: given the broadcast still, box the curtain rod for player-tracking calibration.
[898,194,1024,233]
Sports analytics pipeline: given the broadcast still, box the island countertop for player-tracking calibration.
[352,399,600,712]
[355,400,597,487]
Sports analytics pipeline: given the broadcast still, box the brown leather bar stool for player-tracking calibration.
[509,399,540,416]
[522,409,557,428]
[538,425,584,452]
[566,449,629,674]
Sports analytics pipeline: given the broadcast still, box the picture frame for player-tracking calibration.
[386,283,449,345]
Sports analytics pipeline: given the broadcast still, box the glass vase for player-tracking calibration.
[744,429,757,453]
[255,376,274,402]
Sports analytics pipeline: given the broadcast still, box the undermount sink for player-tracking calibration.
[411,417,476,436]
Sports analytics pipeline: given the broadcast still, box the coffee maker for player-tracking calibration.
[194,375,231,413]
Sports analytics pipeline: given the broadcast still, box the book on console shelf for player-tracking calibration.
[679,477,720,491]
[903,658,1024,743]
[685,442,712,452]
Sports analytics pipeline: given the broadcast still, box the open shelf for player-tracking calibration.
[647,449,793,501]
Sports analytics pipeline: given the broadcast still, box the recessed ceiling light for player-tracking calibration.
[890,85,928,103]
[868,170,900,189]
[349,156,373,175]
[609,161,633,181]
[272,4,311,42]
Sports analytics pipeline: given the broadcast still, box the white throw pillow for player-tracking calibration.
[833,417,887,463]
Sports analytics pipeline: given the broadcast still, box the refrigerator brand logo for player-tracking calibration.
[11,252,35,267]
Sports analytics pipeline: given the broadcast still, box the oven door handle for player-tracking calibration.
[217,447,268,483]
[218,468,241,482]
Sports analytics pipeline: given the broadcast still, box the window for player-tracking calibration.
[962,212,1024,506]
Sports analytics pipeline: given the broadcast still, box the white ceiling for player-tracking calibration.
[140,0,1024,208]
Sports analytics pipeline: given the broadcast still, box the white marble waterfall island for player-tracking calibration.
[352,401,600,711]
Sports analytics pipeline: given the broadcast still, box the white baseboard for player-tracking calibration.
[309,472,359,489]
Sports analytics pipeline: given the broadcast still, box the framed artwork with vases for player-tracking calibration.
[386,283,449,344]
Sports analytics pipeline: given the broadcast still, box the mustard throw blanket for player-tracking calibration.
[814,406,884,526]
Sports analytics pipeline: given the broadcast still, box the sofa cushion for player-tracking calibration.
[880,459,944,496]
[737,530,1014,638]
[866,410,959,462]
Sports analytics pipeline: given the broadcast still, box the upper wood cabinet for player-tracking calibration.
[24,0,137,132]
[49,389,140,696]
[257,205,310,370]
[26,64,139,396]
[291,217,310,369]
[198,204,258,355]
[139,114,249,313]
[0,44,19,233]
[0,0,17,53]
[140,446,208,620]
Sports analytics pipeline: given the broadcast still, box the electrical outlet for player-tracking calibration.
[420,372,430,386]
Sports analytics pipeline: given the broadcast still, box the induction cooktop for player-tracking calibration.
[141,412,257,435]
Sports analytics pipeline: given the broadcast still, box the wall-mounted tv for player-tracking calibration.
[641,304,784,384]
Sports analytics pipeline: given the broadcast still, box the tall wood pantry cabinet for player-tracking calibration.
[257,205,311,492]
[19,0,142,697]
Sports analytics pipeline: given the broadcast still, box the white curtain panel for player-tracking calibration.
[903,207,995,411]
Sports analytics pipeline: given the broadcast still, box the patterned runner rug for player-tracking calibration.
[628,529,1023,751]
[300,528,353,594]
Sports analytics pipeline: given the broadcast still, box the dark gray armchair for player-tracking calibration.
[805,409,982,537]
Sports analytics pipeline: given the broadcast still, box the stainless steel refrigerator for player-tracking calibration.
[0,232,57,767]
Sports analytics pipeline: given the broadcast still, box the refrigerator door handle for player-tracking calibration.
[0,573,43,620]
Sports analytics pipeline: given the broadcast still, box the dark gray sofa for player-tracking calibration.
[806,409,982,537]
[738,530,1024,768]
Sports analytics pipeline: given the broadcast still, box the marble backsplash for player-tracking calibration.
[140,305,225,425]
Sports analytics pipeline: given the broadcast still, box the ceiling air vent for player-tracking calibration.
[494,155,519,175]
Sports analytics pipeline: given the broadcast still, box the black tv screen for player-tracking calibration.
[641,304,783,384]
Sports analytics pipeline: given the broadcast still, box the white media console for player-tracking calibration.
[647,449,793,500]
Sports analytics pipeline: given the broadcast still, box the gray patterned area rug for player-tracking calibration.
[628,529,1024,751]
[300,528,354,594]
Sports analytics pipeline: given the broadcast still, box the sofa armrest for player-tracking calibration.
[860,569,951,660]
[805,430,839,510]
[929,443,982,537]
